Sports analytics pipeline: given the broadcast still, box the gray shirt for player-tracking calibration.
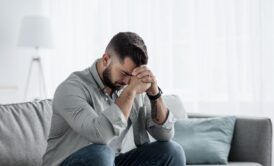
[42,59,175,166]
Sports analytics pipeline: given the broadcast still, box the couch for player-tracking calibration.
[0,95,272,166]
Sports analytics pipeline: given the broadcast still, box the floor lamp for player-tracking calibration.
[18,16,53,101]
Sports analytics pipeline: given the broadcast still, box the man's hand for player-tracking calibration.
[127,75,151,94]
[115,75,150,120]
[132,65,159,96]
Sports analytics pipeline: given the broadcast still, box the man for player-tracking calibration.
[42,32,186,166]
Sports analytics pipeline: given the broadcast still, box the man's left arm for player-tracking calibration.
[144,90,176,141]
[132,66,176,141]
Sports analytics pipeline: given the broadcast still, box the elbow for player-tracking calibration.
[149,128,175,141]
[86,136,112,145]
[92,139,109,145]
[153,135,173,142]
[156,134,174,141]
[150,127,175,141]
[84,130,113,145]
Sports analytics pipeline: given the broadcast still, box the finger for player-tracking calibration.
[137,70,151,78]
[141,75,154,83]
[130,75,139,82]
[132,65,148,76]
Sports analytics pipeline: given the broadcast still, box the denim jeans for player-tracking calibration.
[61,141,186,166]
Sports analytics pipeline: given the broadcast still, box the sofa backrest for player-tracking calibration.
[162,95,187,119]
[0,100,53,166]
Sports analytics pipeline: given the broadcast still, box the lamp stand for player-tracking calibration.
[23,47,47,100]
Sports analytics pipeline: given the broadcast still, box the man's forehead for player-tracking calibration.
[118,57,137,72]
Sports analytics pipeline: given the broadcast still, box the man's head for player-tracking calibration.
[100,32,148,91]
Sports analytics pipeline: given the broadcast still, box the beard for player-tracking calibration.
[102,66,123,91]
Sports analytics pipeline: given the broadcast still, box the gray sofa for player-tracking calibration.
[0,96,272,166]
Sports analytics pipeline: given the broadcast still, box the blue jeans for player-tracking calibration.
[61,141,186,166]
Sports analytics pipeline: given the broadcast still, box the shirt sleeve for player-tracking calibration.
[53,80,127,144]
[144,94,176,141]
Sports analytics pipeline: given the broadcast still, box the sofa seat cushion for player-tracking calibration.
[0,99,52,166]
[187,162,262,166]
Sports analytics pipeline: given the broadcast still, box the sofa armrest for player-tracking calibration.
[187,113,272,166]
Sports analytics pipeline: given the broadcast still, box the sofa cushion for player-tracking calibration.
[174,116,236,164]
[0,99,53,166]
[162,95,187,119]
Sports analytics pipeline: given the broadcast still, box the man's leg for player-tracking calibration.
[61,144,115,166]
[115,140,186,166]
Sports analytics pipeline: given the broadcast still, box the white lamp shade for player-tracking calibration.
[18,16,53,49]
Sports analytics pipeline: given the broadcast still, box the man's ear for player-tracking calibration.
[102,53,111,67]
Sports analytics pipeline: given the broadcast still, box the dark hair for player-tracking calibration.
[106,32,148,66]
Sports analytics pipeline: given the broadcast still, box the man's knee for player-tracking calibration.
[164,141,184,153]
[62,144,115,166]
[87,144,115,161]
[156,141,186,165]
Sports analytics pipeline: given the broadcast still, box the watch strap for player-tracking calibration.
[147,87,162,101]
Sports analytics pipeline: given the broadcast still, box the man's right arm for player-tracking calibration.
[115,76,151,120]
[53,81,128,145]
[115,87,136,120]
[54,77,150,144]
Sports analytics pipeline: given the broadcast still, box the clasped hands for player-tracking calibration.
[127,65,159,96]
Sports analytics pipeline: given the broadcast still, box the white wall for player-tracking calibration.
[0,0,44,103]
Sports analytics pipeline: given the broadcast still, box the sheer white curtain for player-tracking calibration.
[44,0,274,117]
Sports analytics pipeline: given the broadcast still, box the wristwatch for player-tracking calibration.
[147,87,163,101]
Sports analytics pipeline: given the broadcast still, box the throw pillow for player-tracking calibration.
[173,116,236,164]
